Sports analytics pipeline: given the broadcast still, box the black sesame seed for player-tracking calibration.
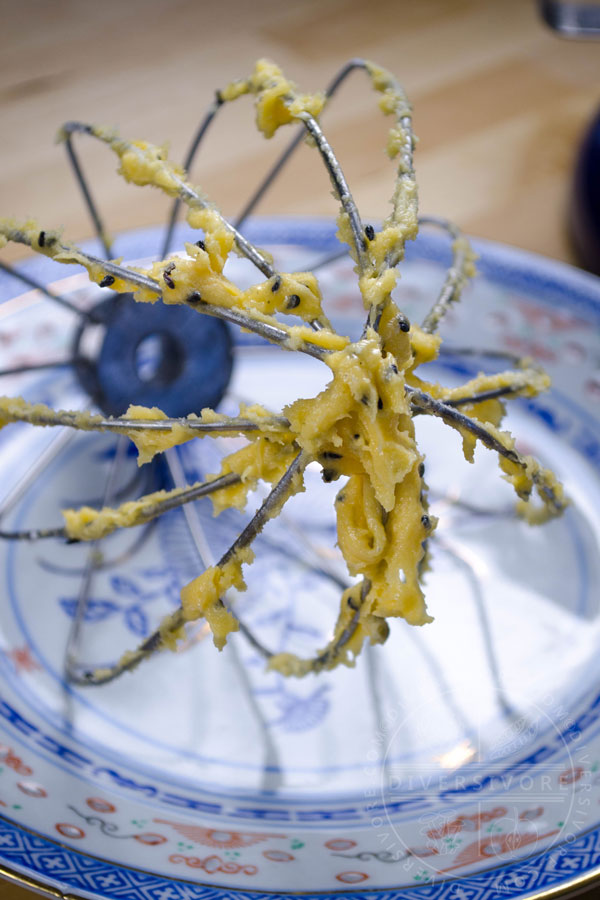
[347,595,359,610]
[286,293,301,309]
[365,224,375,241]
[336,492,346,503]
[38,231,45,247]
[421,514,431,530]
[361,394,370,406]
[377,620,390,641]
[321,468,336,483]
[353,434,360,439]
[163,272,175,289]
[99,275,115,288]
[321,451,343,460]
[187,291,203,304]
[398,314,411,332]
[271,276,281,293]
[390,363,398,374]
[377,397,383,410]
[418,462,425,477]
[195,239,206,251]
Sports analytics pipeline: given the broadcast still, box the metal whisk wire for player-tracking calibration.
[0,58,567,685]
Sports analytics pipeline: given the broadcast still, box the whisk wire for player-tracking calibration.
[64,436,128,684]
[0,59,568,683]
[0,259,92,321]
[64,133,113,259]
[233,59,368,231]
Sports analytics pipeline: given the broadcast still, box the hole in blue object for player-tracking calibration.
[134,332,183,385]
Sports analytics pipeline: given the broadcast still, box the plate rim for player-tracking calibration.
[0,812,600,900]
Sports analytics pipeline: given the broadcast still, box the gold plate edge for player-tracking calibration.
[2,856,600,900]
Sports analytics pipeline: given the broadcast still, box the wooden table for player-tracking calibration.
[0,0,599,897]
[1,0,599,264]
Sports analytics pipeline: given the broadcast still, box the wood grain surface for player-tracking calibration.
[1,0,599,264]
[0,0,599,897]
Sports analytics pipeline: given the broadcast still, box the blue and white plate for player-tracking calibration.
[0,219,599,900]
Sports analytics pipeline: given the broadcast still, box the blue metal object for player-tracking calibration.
[539,0,600,37]
[73,293,233,417]
[570,105,600,276]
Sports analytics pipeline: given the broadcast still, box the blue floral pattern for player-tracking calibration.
[59,568,182,639]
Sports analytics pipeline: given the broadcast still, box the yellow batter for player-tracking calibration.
[0,59,568,677]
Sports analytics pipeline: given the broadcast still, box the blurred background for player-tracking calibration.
[0,0,598,266]
[0,1,599,898]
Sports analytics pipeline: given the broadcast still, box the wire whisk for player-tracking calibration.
[0,59,568,685]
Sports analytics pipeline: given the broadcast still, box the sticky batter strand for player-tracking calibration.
[0,60,568,681]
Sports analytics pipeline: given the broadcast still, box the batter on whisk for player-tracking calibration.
[0,60,568,680]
